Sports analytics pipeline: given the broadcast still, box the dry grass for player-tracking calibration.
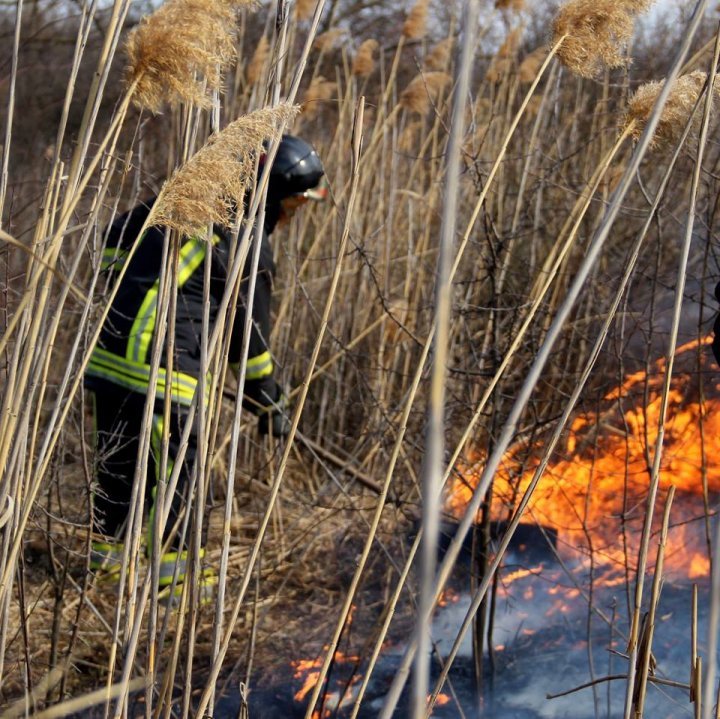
[246,34,269,86]
[399,71,452,114]
[553,0,636,78]
[2,1,719,717]
[126,0,245,112]
[625,71,718,150]
[312,28,345,52]
[402,0,430,41]
[294,0,315,22]
[518,45,547,83]
[495,0,525,10]
[301,76,337,120]
[352,39,378,77]
[153,104,298,234]
[425,37,454,72]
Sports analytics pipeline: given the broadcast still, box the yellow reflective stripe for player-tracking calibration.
[127,281,159,363]
[90,348,198,396]
[87,348,209,406]
[177,236,209,285]
[100,248,129,271]
[244,351,273,380]
[126,235,213,365]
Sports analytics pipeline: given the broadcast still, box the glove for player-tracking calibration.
[257,390,291,437]
[713,282,720,368]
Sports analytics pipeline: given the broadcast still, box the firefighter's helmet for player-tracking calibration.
[265,135,327,204]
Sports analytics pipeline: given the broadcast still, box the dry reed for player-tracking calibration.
[485,57,513,83]
[302,76,337,119]
[402,0,430,41]
[4,2,719,718]
[126,0,244,112]
[495,0,525,10]
[399,71,452,114]
[497,27,523,58]
[153,104,299,234]
[352,39,378,77]
[425,37,454,71]
[312,28,344,52]
[552,0,636,78]
[246,35,269,85]
[518,45,547,82]
[294,0,315,22]
[625,71,718,149]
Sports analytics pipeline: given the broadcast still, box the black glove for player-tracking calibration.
[713,282,720,368]
[257,389,291,437]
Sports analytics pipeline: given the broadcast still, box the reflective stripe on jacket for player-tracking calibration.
[85,198,277,407]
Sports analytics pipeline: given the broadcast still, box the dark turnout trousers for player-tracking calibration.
[89,380,198,550]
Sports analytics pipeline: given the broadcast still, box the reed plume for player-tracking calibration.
[313,28,345,52]
[399,71,452,114]
[623,0,655,12]
[518,45,547,83]
[485,58,512,84]
[247,35,270,85]
[426,37,454,71]
[402,0,430,41]
[625,71,718,150]
[552,0,635,78]
[153,104,299,235]
[126,0,245,112]
[352,39,378,77]
[302,76,337,120]
[495,0,525,9]
[497,27,523,58]
[294,0,315,21]
[399,119,423,152]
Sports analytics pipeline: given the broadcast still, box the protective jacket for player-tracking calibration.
[85,198,280,410]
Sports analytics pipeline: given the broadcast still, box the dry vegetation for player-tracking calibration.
[2,0,720,717]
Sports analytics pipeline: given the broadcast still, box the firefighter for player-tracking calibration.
[85,135,326,598]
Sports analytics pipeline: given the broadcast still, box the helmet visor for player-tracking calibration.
[302,176,329,201]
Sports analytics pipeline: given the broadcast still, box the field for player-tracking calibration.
[2,0,720,717]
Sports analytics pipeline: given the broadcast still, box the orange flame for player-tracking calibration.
[437,587,460,606]
[446,338,717,582]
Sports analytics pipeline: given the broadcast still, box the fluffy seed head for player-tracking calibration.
[486,57,513,83]
[518,45,546,83]
[302,76,337,119]
[126,0,246,112]
[552,0,635,78]
[625,71,717,150]
[152,104,299,235]
[622,0,655,11]
[247,35,270,85]
[402,0,430,41]
[352,39,378,77]
[495,0,525,10]
[425,37,454,71]
[313,28,345,51]
[399,71,451,114]
[294,0,315,21]
[398,120,423,152]
[497,27,523,59]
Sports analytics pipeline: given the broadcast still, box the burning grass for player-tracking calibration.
[447,338,719,584]
[3,0,720,717]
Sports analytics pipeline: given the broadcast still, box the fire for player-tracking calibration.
[446,338,718,582]
[689,552,710,579]
[292,657,323,703]
[437,587,460,606]
[291,648,360,707]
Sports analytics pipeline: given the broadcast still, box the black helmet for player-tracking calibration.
[265,135,326,203]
